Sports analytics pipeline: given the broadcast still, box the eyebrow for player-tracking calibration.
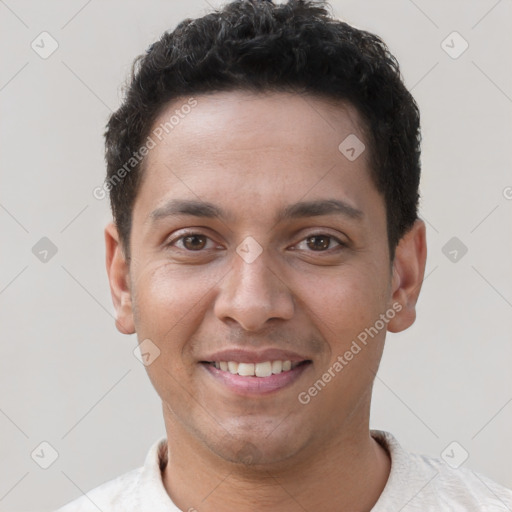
[148,198,363,224]
[149,199,228,222]
[277,199,363,222]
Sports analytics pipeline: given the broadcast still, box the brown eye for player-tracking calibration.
[182,235,208,250]
[306,235,332,251]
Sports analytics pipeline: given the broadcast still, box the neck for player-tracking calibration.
[162,413,390,512]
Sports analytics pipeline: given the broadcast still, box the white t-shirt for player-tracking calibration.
[55,430,512,511]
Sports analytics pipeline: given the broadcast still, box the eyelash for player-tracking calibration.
[170,233,220,251]
[167,231,346,253]
[294,234,346,252]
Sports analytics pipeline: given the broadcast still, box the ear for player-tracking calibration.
[105,222,135,335]
[386,219,427,333]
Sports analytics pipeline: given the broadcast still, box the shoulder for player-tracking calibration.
[411,451,512,510]
[54,437,174,512]
[371,430,512,511]
[55,467,144,512]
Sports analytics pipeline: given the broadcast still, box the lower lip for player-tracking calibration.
[201,362,311,396]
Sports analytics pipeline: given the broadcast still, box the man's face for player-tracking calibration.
[110,91,412,465]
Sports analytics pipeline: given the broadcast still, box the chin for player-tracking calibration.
[205,423,306,467]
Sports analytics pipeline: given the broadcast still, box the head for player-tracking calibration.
[105,0,421,262]
[105,0,426,467]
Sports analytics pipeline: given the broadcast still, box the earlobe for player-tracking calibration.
[387,219,427,333]
[105,222,135,335]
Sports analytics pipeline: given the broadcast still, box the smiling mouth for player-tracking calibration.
[201,360,311,377]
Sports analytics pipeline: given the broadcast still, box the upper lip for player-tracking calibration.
[200,348,311,364]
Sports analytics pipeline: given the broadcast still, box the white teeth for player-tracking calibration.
[237,363,255,376]
[212,360,298,377]
[271,360,282,374]
[255,361,272,377]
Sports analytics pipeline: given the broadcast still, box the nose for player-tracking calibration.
[213,251,295,332]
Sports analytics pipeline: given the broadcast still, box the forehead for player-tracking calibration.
[149,91,367,167]
[134,90,382,227]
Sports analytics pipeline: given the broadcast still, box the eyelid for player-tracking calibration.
[166,229,222,250]
[176,236,216,250]
[291,230,348,249]
[164,229,347,252]
[296,235,344,250]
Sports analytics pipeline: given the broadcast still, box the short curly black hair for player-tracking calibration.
[104,0,421,261]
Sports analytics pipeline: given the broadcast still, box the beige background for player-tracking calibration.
[1,0,511,510]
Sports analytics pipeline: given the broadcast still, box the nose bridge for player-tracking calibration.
[214,250,294,331]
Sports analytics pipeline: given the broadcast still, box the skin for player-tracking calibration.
[106,91,427,511]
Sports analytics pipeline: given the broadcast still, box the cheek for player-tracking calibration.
[293,261,389,344]
[131,262,222,355]
[292,267,389,424]
[130,263,221,400]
